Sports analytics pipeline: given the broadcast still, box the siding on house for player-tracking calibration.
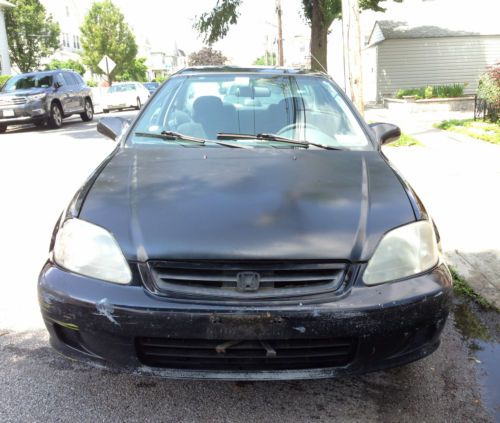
[376,35,500,100]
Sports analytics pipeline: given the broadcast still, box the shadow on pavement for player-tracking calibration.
[0,321,493,423]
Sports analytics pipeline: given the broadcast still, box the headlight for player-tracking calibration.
[363,220,439,285]
[27,93,46,102]
[53,219,132,284]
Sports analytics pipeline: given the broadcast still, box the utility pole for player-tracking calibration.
[276,0,284,66]
[341,0,364,115]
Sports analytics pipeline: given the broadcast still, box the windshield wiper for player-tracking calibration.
[134,131,247,148]
[216,132,342,150]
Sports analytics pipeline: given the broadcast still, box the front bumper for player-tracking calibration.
[38,262,452,380]
[0,102,48,125]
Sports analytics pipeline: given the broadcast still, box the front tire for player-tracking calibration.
[34,120,45,128]
[103,109,109,114]
[135,97,141,110]
[0,125,7,133]
[80,98,94,122]
[48,103,63,129]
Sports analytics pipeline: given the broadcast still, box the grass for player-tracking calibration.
[450,267,498,311]
[386,133,423,147]
[434,119,500,145]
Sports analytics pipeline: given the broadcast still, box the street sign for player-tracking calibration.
[98,55,116,75]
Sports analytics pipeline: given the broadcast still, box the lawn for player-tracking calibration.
[386,132,423,147]
[434,119,500,145]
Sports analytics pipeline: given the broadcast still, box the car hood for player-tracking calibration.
[0,88,47,97]
[79,147,415,262]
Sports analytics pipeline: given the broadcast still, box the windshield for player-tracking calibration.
[108,84,135,93]
[130,73,371,150]
[2,73,53,92]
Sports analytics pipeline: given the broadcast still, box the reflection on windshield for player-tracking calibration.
[131,74,370,150]
[3,74,53,92]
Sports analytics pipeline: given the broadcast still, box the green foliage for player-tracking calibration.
[434,119,500,145]
[115,57,148,82]
[450,267,497,311]
[188,47,227,66]
[253,52,277,66]
[477,63,500,121]
[45,59,85,75]
[424,86,433,99]
[195,0,242,45]
[154,75,168,83]
[386,132,422,147]
[86,80,98,87]
[0,75,11,88]
[396,84,464,99]
[80,0,138,82]
[4,0,60,73]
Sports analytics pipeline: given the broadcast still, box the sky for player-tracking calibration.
[112,0,309,64]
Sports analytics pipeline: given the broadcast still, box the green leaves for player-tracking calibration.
[80,0,138,82]
[5,0,60,73]
[45,59,85,75]
[194,0,242,45]
[115,57,148,82]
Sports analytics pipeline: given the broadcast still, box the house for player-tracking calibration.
[39,0,92,63]
[365,20,500,102]
[0,0,13,75]
[144,43,187,80]
[327,0,500,104]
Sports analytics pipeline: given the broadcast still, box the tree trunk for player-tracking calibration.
[310,0,328,72]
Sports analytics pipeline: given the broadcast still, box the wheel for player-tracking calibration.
[0,125,7,133]
[135,97,141,110]
[103,109,109,114]
[48,102,63,129]
[34,120,45,128]
[80,98,94,122]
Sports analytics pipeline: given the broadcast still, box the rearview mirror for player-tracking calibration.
[97,117,128,141]
[369,122,401,146]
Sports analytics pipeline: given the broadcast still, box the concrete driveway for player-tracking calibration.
[0,113,498,422]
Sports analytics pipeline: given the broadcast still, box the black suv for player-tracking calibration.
[0,70,93,132]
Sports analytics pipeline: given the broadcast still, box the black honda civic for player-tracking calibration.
[38,67,452,380]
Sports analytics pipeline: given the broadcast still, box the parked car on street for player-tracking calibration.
[143,81,160,94]
[102,82,150,113]
[0,70,93,132]
[39,66,452,380]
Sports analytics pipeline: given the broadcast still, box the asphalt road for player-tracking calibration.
[0,113,497,423]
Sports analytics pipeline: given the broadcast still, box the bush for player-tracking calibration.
[478,63,500,121]
[424,86,433,99]
[0,75,11,88]
[86,80,98,87]
[45,59,86,76]
[395,83,465,99]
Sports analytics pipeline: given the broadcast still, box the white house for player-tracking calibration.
[0,0,13,75]
[328,0,500,103]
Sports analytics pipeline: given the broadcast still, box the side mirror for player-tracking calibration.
[97,117,128,141]
[369,122,401,146]
[54,81,62,89]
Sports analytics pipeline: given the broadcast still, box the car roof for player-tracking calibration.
[175,66,326,77]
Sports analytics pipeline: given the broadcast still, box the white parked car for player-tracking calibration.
[103,82,150,113]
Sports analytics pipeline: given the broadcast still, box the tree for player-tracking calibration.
[80,0,138,84]
[253,52,277,66]
[188,47,227,66]
[195,0,401,72]
[4,0,60,73]
[115,57,148,82]
[45,59,85,75]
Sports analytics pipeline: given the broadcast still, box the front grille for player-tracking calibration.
[0,97,27,106]
[136,337,357,370]
[147,261,347,301]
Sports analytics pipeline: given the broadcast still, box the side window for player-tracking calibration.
[62,72,75,86]
[73,73,84,86]
[54,73,65,87]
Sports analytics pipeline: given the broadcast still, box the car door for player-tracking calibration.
[54,72,72,114]
[62,72,78,112]
[70,72,85,112]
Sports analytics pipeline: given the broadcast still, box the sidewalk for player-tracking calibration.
[366,108,500,309]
